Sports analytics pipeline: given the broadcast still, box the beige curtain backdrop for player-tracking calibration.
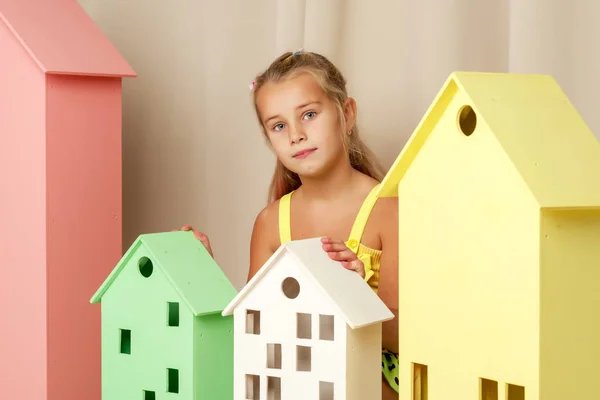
[77,0,600,289]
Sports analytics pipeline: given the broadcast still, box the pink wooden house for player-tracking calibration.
[0,0,136,399]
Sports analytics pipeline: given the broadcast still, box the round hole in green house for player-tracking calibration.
[457,105,477,136]
[138,257,153,278]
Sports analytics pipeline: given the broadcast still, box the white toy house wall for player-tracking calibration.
[232,250,350,400]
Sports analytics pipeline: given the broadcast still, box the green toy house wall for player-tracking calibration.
[99,248,197,399]
[193,313,234,399]
[90,231,237,400]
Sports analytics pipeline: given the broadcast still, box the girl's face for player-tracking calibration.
[256,73,352,179]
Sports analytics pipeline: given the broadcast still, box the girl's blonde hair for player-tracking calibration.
[251,50,385,204]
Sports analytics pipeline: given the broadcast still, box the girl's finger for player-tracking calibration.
[179,227,214,257]
[341,260,355,270]
[194,230,208,242]
[322,242,353,253]
[341,260,365,278]
[320,236,344,245]
[194,232,213,256]
[325,248,356,262]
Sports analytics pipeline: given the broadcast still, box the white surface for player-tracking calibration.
[222,237,394,329]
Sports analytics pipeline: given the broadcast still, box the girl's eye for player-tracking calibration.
[273,123,285,132]
[303,111,316,120]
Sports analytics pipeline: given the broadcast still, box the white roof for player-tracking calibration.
[222,237,394,329]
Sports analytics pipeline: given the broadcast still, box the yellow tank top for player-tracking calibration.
[278,184,382,293]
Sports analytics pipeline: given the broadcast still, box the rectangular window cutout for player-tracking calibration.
[412,363,428,400]
[246,374,259,399]
[297,313,311,339]
[480,378,498,400]
[120,329,131,354]
[319,315,334,341]
[246,309,261,334]
[267,343,282,369]
[167,368,179,393]
[319,381,334,400]
[506,383,525,400]
[143,390,155,400]
[267,376,281,400]
[168,302,179,326]
[296,345,311,371]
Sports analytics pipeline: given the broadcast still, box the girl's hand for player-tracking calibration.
[177,225,214,258]
[320,237,365,278]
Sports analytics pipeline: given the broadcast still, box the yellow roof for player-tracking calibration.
[377,71,600,209]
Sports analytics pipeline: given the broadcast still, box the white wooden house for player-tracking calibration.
[222,237,394,400]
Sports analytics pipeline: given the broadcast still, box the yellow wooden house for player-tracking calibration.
[376,72,600,400]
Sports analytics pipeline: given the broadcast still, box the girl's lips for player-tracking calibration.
[294,148,316,159]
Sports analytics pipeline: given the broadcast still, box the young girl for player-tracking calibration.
[183,50,399,398]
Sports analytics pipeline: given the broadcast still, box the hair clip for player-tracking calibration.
[249,49,303,91]
[283,48,304,64]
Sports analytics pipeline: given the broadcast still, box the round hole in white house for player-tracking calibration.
[281,277,300,299]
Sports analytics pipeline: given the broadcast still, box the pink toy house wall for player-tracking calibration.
[0,1,136,399]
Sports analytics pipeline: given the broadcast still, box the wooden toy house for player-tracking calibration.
[376,71,600,400]
[90,231,238,400]
[0,0,136,399]
[222,237,394,400]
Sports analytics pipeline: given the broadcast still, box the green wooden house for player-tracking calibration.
[90,231,237,400]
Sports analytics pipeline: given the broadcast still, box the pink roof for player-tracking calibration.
[0,0,136,77]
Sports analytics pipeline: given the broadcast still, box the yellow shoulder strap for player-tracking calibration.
[347,184,381,253]
[278,191,294,244]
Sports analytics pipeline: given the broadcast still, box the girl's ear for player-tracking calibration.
[344,97,357,134]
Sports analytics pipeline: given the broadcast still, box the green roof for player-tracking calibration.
[90,230,238,316]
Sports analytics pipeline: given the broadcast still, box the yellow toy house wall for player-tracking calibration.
[395,82,542,399]
[539,209,600,399]
[382,71,600,400]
